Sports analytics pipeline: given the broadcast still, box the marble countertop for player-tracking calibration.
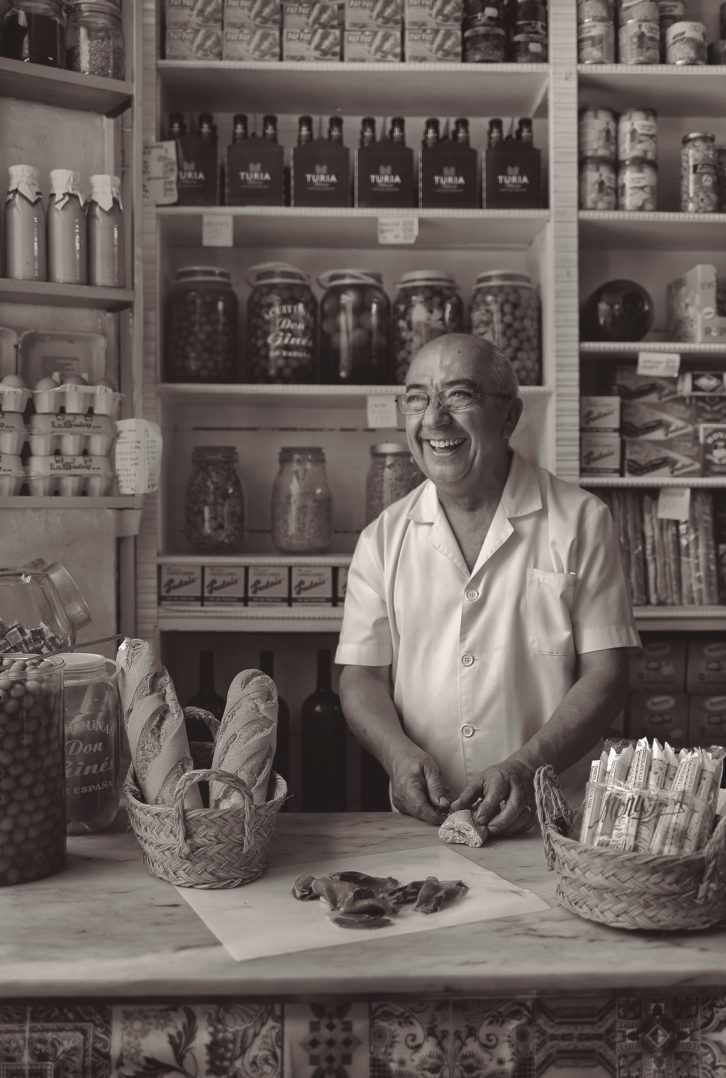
[3,812,726,999]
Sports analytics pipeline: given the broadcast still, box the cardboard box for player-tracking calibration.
[284,0,339,27]
[628,691,689,747]
[687,638,726,693]
[290,565,334,604]
[165,0,223,58]
[580,395,621,432]
[700,424,726,475]
[694,396,726,425]
[688,695,726,747]
[623,436,701,478]
[344,28,401,59]
[620,398,695,441]
[158,564,203,605]
[224,0,281,27]
[282,25,341,58]
[223,26,280,58]
[666,263,726,344]
[679,371,726,396]
[345,0,402,28]
[580,431,621,476]
[247,564,290,605]
[404,25,461,60]
[615,366,680,403]
[629,639,687,691]
[202,565,246,605]
[334,565,348,605]
[405,0,461,27]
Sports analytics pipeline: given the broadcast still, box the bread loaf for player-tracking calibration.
[438,808,487,848]
[210,669,278,807]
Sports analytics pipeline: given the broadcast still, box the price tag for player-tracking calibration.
[142,141,178,206]
[657,486,691,521]
[366,394,399,429]
[114,419,163,495]
[637,351,681,378]
[377,216,418,245]
[202,213,234,247]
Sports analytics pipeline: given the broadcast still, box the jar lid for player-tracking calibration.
[55,652,117,684]
[371,443,411,455]
[175,267,232,283]
[474,270,535,287]
[319,270,384,288]
[397,270,457,288]
[249,261,309,286]
[66,0,123,14]
[192,445,238,462]
[619,156,657,167]
[683,132,715,143]
[279,446,325,460]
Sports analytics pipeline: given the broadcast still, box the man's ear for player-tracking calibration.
[504,396,524,439]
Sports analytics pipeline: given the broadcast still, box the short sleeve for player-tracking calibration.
[335,526,393,667]
[572,500,641,654]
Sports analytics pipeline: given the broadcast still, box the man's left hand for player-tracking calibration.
[449,760,536,836]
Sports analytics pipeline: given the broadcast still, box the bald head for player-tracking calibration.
[406,334,519,399]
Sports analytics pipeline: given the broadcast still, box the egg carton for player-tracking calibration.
[32,382,122,417]
[0,381,31,414]
[0,453,25,495]
[27,414,116,457]
[26,455,114,497]
[0,414,25,455]
[17,329,108,385]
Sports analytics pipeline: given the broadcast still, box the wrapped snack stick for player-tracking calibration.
[690,747,726,852]
[579,749,608,845]
[610,738,652,851]
[211,669,278,808]
[650,749,702,855]
[593,744,634,848]
[682,749,721,853]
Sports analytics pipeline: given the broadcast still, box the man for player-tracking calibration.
[335,333,640,835]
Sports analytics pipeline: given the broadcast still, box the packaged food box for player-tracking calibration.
[628,691,689,747]
[224,0,281,27]
[202,565,246,604]
[629,639,687,691]
[687,638,726,693]
[27,414,116,457]
[405,0,461,27]
[247,564,290,605]
[580,431,621,475]
[158,564,203,605]
[623,436,701,477]
[678,371,726,396]
[404,25,461,59]
[344,27,401,58]
[701,424,726,475]
[615,366,680,403]
[223,25,280,58]
[17,330,107,385]
[620,398,695,441]
[334,564,348,605]
[580,395,621,432]
[694,396,726,425]
[666,263,726,344]
[688,695,726,747]
[345,0,402,28]
[282,25,341,58]
[0,413,26,456]
[291,565,334,604]
[0,328,18,380]
[165,0,222,58]
[0,377,31,415]
[26,455,113,497]
[284,0,339,27]
[0,453,25,496]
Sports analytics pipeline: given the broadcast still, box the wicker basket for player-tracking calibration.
[125,766,288,889]
[534,764,726,931]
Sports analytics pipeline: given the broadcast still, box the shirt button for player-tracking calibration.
[461,653,475,667]
[461,724,475,738]
[465,589,479,602]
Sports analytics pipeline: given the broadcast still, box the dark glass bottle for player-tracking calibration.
[517,116,533,144]
[169,111,186,139]
[423,117,440,149]
[390,116,406,144]
[454,117,470,145]
[328,116,344,144]
[232,113,248,142]
[186,649,225,731]
[301,649,347,812]
[360,116,376,148]
[263,114,278,142]
[298,114,314,145]
[259,649,291,793]
[488,118,504,147]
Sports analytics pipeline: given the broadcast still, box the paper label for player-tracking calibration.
[657,487,691,521]
[637,352,681,378]
[366,394,399,428]
[142,141,178,206]
[202,213,234,247]
[377,216,418,245]
[114,419,163,494]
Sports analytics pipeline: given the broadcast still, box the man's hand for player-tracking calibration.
[389,747,451,825]
[449,760,535,836]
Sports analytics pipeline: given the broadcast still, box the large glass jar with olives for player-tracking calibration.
[392,271,465,385]
[247,263,317,384]
[185,446,245,554]
[469,271,541,385]
[318,270,391,384]
[164,267,239,383]
[271,447,332,554]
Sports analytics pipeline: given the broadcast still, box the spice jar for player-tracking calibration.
[65,0,125,79]
[578,18,615,62]
[365,443,422,523]
[319,270,391,384]
[59,652,120,835]
[580,156,617,209]
[1,0,65,66]
[47,169,86,285]
[87,173,124,287]
[392,271,465,385]
[579,107,617,161]
[0,654,66,885]
[618,18,659,63]
[469,270,541,385]
[0,561,91,655]
[665,21,707,65]
[271,446,332,555]
[617,108,657,162]
[247,263,317,384]
[185,446,245,554]
[617,158,657,211]
[164,267,239,383]
[680,133,718,214]
[4,165,46,282]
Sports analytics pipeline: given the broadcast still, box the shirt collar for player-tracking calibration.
[406,451,543,524]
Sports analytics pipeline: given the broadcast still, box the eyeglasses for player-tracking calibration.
[396,386,513,416]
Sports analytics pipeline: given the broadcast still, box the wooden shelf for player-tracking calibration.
[0,279,134,310]
[578,65,726,117]
[581,341,726,356]
[158,553,351,566]
[0,57,132,116]
[579,212,726,251]
[581,478,726,488]
[158,382,552,406]
[158,605,343,633]
[157,60,549,118]
[634,606,726,633]
[0,496,144,508]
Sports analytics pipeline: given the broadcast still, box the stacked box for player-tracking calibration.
[283,0,341,60]
[666,263,726,344]
[580,432,621,475]
[628,691,689,747]
[688,695,726,747]
[686,638,726,694]
[290,566,334,604]
[223,0,281,60]
[404,0,461,59]
[580,395,620,432]
[629,639,687,691]
[247,565,290,605]
[615,366,680,403]
[158,565,203,605]
[334,565,348,605]
[202,566,246,605]
[165,0,223,59]
[344,0,402,59]
[623,436,701,477]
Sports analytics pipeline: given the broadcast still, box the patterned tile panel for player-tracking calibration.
[615,996,701,1078]
[370,999,450,1078]
[697,991,726,1078]
[0,1004,111,1078]
[451,998,535,1078]
[284,1001,370,1078]
[534,994,615,1077]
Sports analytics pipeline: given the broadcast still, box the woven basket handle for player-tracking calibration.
[172,768,255,858]
[183,707,220,740]
[534,765,574,869]
[696,809,726,904]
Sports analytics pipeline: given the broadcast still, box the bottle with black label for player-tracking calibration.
[419,116,479,209]
[170,111,219,206]
[301,648,347,811]
[483,115,542,208]
[259,649,291,806]
[292,115,351,207]
[186,649,225,728]
[226,112,284,206]
[355,115,415,209]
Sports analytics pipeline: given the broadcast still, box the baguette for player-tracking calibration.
[210,669,278,808]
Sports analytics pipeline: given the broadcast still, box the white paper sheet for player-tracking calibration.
[177,844,549,962]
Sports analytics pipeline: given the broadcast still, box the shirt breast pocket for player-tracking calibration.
[526,568,576,656]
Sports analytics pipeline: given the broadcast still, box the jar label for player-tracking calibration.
[266,302,315,362]
[65,714,115,807]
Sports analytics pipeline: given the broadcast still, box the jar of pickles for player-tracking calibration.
[680,133,718,214]
[185,446,245,554]
[392,271,465,385]
[468,271,540,384]
[365,443,423,524]
[247,263,317,384]
[164,267,239,383]
[318,270,391,384]
[65,0,125,79]
[271,447,332,555]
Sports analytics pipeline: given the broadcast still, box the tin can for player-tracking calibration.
[665,21,707,65]
[577,0,613,19]
[578,18,615,63]
[617,0,657,24]
[717,146,726,213]
[680,133,718,214]
[579,107,617,161]
[618,157,657,211]
[617,108,657,162]
[580,157,617,210]
[618,18,659,62]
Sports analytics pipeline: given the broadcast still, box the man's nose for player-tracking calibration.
[424,393,450,420]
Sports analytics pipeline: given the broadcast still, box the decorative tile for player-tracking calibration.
[205,1003,282,1078]
[451,998,534,1078]
[534,995,615,1077]
[0,1003,111,1078]
[370,999,450,1078]
[691,992,726,1078]
[616,996,700,1078]
[284,1001,369,1078]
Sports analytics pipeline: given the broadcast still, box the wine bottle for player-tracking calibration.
[301,648,347,812]
[259,649,290,792]
[185,649,225,738]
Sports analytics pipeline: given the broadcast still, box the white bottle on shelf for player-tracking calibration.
[4,164,47,282]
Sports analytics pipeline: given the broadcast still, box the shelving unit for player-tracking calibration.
[0,279,135,311]
[578,211,726,251]
[0,57,133,116]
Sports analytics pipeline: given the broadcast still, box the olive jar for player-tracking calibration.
[365,443,423,524]
[271,446,332,554]
[318,270,392,384]
[247,262,317,384]
[164,267,239,383]
[185,446,245,554]
[392,271,465,385]
[1,0,65,67]
[469,270,542,385]
[65,0,125,79]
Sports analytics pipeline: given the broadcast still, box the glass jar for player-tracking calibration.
[1,0,65,66]
[618,18,659,63]
[617,108,657,163]
[4,164,46,281]
[617,0,658,22]
[577,0,613,18]
[271,446,332,555]
[87,173,124,287]
[579,107,617,161]
[0,654,66,885]
[164,267,239,383]
[59,652,120,835]
[469,270,541,385]
[47,169,86,285]
[0,561,91,654]
[365,443,423,524]
[392,270,465,385]
[65,0,124,79]
[462,21,507,62]
[185,446,245,554]
[247,262,317,384]
[318,270,391,384]
[680,132,718,214]
[617,158,657,211]
[579,156,617,210]
[665,20,707,65]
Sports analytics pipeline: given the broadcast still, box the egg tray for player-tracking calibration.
[32,383,121,417]
[0,384,31,415]
[0,453,115,497]
[0,414,116,458]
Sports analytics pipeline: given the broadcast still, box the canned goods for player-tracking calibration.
[578,18,615,62]
[462,21,506,61]
[580,157,617,210]
[665,21,707,65]
[617,108,657,162]
[579,107,617,161]
[617,0,657,23]
[577,0,613,20]
[618,18,659,62]
[618,158,657,211]
[680,133,718,214]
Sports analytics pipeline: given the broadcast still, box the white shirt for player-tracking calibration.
[335,452,640,797]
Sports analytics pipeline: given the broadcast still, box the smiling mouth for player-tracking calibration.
[426,438,466,455]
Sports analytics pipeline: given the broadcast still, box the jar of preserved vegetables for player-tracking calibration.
[392,271,465,385]
[164,267,239,383]
[1,0,65,67]
[469,270,541,385]
[247,263,317,384]
[318,270,391,384]
[185,446,245,554]
[365,443,423,524]
[65,0,124,79]
[271,446,332,555]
